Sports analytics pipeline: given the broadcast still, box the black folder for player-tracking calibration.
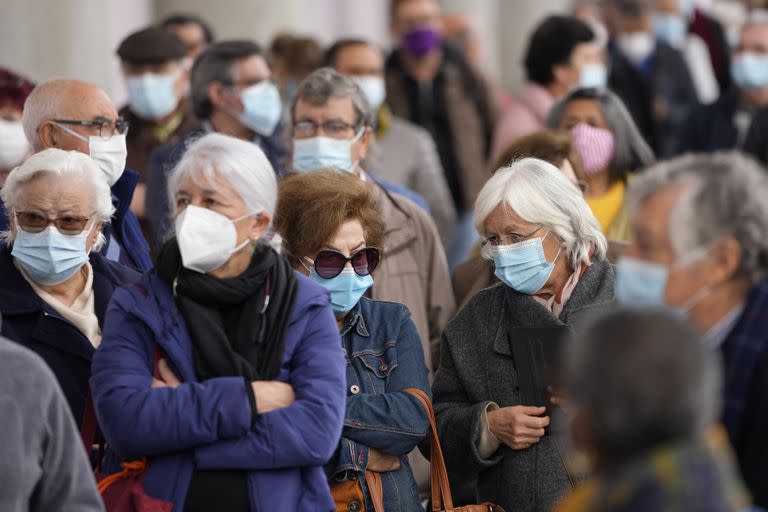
[508,326,569,432]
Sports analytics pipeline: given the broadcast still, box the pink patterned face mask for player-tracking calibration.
[570,123,615,176]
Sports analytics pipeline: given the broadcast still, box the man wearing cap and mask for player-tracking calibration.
[615,152,768,508]
[144,40,285,250]
[326,38,456,246]
[683,13,768,153]
[117,26,200,219]
[15,78,151,271]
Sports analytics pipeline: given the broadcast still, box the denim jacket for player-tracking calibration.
[326,298,431,512]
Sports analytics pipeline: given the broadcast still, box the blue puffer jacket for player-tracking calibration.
[326,298,431,511]
[91,270,347,511]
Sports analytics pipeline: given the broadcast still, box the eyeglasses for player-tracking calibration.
[15,211,94,235]
[311,247,381,279]
[52,117,129,140]
[293,119,359,139]
[481,226,542,248]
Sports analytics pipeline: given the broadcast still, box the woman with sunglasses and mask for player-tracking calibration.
[0,149,139,436]
[433,158,615,512]
[275,169,430,512]
[90,133,346,512]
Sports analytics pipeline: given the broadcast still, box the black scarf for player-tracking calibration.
[156,239,298,381]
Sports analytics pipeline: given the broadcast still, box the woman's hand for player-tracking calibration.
[251,381,296,414]
[487,405,550,450]
[151,359,181,388]
[367,449,401,472]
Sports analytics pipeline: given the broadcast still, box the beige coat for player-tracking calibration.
[369,182,456,376]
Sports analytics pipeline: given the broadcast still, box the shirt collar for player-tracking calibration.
[340,302,370,337]
[705,302,745,349]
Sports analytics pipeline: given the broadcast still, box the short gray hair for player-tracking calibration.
[565,308,721,460]
[547,88,655,183]
[628,152,768,286]
[474,158,607,267]
[190,40,266,119]
[0,149,114,249]
[168,132,277,221]
[290,67,372,129]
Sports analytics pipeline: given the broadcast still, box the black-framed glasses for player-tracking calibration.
[293,119,359,139]
[311,247,381,279]
[481,226,543,248]
[52,117,129,140]
[15,211,95,235]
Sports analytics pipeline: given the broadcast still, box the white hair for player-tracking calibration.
[474,158,607,267]
[167,132,277,225]
[0,149,114,249]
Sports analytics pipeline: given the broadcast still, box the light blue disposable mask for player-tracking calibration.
[653,14,688,47]
[125,72,180,120]
[238,81,282,136]
[351,76,387,112]
[615,256,709,316]
[615,256,669,308]
[309,267,374,314]
[12,223,93,286]
[292,129,364,173]
[579,63,608,89]
[731,53,768,90]
[492,232,561,295]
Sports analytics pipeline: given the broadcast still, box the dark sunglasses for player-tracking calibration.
[312,247,381,279]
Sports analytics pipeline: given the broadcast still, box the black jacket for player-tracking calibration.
[679,89,740,154]
[608,40,698,158]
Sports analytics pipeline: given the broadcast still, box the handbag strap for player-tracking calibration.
[404,388,456,512]
[364,470,386,512]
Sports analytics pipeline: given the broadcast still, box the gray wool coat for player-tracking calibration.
[433,259,615,512]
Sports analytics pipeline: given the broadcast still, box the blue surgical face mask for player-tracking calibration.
[12,223,93,286]
[237,81,282,136]
[579,63,608,89]
[615,256,709,316]
[125,72,180,120]
[492,232,561,295]
[292,129,364,173]
[309,267,374,314]
[615,256,669,307]
[653,14,688,47]
[351,76,386,112]
[731,53,768,90]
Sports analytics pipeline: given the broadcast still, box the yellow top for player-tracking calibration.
[586,180,630,241]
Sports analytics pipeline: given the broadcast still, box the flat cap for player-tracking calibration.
[117,27,186,64]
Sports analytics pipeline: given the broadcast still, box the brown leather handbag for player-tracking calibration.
[331,468,385,512]
[404,388,505,512]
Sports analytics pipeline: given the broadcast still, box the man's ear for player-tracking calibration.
[705,237,742,287]
[37,121,58,149]
[207,81,233,110]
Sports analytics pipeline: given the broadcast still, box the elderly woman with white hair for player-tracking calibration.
[432,157,615,512]
[0,148,139,430]
[90,133,346,511]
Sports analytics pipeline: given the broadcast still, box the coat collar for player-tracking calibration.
[111,168,140,222]
[492,259,615,356]
[368,180,416,254]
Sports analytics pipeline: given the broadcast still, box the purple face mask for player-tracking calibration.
[402,26,441,57]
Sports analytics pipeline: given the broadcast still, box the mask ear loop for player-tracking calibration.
[348,126,367,172]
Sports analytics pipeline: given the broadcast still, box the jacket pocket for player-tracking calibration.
[353,341,398,382]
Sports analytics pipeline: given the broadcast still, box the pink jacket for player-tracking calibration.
[490,83,555,166]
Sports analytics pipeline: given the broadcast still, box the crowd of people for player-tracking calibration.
[1,0,767,511]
